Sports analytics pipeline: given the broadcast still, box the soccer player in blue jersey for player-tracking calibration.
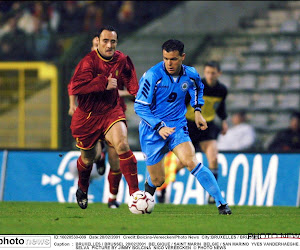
[134,39,232,215]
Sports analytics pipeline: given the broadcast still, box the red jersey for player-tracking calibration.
[68,49,138,114]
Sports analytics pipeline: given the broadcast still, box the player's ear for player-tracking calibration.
[181,53,186,61]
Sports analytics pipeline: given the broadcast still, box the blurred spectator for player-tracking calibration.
[268,111,300,151]
[17,7,36,35]
[0,1,178,61]
[118,1,135,32]
[17,2,60,34]
[48,2,60,32]
[217,110,256,151]
[83,3,103,33]
[58,1,84,34]
[102,1,122,28]
[0,15,29,60]
[32,17,51,60]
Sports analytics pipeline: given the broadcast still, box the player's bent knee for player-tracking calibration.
[81,157,94,167]
[152,177,165,187]
[115,141,130,154]
[181,159,197,172]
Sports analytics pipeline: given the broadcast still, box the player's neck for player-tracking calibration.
[206,80,218,87]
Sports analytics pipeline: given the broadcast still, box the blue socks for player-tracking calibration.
[146,173,156,188]
[191,163,226,207]
[144,172,157,196]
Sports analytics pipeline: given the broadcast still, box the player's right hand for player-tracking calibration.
[106,73,117,90]
[159,127,175,140]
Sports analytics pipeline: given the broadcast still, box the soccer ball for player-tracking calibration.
[128,190,155,214]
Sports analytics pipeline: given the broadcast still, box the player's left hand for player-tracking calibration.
[195,111,208,130]
[221,120,228,135]
[159,127,175,140]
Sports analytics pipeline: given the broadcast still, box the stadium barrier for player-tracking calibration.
[0,150,299,207]
[0,62,58,149]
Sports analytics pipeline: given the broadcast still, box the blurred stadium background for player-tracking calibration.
[0,0,299,151]
[0,1,299,208]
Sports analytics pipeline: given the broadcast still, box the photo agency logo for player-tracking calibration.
[248,233,300,240]
[0,236,51,248]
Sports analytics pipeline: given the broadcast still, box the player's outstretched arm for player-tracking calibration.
[195,111,208,130]
[121,56,139,96]
[119,89,135,102]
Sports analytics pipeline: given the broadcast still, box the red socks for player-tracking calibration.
[77,156,93,193]
[77,151,139,196]
[108,169,122,200]
[119,150,139,195]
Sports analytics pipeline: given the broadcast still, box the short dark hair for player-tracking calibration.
[162,39,184,56]
[98,25,118,39]
[235,109,247,118]
[204,60,221,72]
[291,110,300,120]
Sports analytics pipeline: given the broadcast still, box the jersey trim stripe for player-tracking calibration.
[190,77,199,107]
[76,143,97,151]
[142,91,148,98]
[135,100,151,105]
[104,118,126,135]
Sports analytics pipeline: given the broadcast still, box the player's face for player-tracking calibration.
[98,30,118,58]
[232,113,242,126]
[290,117,300,131]
[91,37,99,51]
[163,50,185,75]
[204,66,221,85]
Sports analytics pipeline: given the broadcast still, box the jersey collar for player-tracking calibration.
[96,49,114,62]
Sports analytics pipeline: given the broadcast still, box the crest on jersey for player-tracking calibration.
[181,82,188,92]
[115,70,119,77]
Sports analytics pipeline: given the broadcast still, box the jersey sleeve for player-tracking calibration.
[119,56,139,96]
[68,56,108,95]
[188,72,205,111]
[134,71,164,130]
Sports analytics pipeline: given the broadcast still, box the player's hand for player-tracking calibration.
[221,120,228,135]
[68,104,77,116]
[158,127,175,140]
[195,111,208,130]
[107,73,117,90]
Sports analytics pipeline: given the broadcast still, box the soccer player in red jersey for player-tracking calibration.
[68,25,140,209]
[68,34,132,208]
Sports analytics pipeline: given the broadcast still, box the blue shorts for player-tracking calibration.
[139,120,191,166]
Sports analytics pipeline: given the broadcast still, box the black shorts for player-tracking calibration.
[187,120,221,147]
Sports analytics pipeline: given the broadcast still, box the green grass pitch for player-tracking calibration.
[0,202,299,235]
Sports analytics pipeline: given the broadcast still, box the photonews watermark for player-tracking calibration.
[0,236,51,248]
[248,233,300,239]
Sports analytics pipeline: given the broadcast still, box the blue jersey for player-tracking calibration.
[134,61,204,130]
